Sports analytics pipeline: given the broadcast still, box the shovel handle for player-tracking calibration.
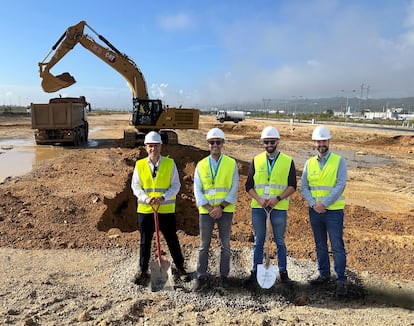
[263,206,274,266]
[151,204,162,265]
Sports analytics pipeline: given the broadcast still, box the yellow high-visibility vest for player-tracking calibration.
[251,152,292,210]
[135,157,176,213]
[197,155,236,214]
[307,153,345,210]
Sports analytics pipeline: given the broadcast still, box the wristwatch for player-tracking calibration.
[219,204,225,210]
[276,196,282,201]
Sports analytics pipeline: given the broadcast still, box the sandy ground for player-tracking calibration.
[0,113,413,325]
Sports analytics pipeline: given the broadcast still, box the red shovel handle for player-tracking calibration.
[151,204,162,265]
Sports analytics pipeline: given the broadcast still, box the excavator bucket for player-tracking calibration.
[41,71,76,93]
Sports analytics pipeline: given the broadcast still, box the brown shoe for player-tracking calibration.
[177,268,191,282]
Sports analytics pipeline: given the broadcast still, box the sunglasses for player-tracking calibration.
[208,140,223,145]
[263,140,277,145]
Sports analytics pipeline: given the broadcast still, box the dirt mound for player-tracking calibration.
[362,134,414,151]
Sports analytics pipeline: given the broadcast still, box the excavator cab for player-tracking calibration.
[40,70,76,93]
[132,99,164,126]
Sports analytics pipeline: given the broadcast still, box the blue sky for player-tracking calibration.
[1,0,414,110]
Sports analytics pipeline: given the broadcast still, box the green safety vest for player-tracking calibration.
[197,154,236,214]
[135,157,176,214]
[307,153,345,210]
[251,152,292,210]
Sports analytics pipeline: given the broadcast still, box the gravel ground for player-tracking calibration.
[2,246,413,325]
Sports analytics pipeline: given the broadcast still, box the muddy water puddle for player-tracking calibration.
[0,138,67,182]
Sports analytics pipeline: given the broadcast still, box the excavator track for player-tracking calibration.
[124,130,139,148]
[161,130,178,145]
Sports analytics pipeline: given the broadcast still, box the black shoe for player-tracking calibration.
[193,277,207,292]
[133,271,149,285]
[309,275,330,286]
[243,271,257,286]
[280,271,292,284]
[336,281,348,296]
[220,276,230,289]
[177,268,191,282]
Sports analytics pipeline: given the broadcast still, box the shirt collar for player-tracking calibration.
[317,151,331,162]
[147,156,162,166]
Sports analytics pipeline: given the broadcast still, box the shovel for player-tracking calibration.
[256,206,277,289]
[149,204,173,292]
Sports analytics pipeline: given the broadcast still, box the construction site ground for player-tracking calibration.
[0,113,413,325]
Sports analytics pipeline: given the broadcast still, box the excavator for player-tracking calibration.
[38,20,199,147]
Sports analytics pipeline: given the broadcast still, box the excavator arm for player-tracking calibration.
[39,21,148,99]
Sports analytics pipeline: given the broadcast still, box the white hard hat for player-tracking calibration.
[312,125,331,140]
[144,131,162,144]
[260,126,280,139]
[206,127,225,140]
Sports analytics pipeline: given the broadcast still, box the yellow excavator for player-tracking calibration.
[38,20,199,147]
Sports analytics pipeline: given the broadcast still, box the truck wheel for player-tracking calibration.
[73,130,79,146]
[234,120,239,123]
[85,123,89,142]
[220,118,225,123]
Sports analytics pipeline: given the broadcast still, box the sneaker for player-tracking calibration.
[243,271,257,286]
[177,268,191,282]
[193,277,207,292]
[220,276,230,289]
[336,281,348,296]
[309,275,330,286]
[133,271,149,285]
[280,271,292,284]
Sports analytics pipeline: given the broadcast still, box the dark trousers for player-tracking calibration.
[138,212,185,272]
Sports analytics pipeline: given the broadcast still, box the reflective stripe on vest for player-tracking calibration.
[198,155,236,214]
[136,157,176,213]
[307,153,345,210]
[251,152,292,210]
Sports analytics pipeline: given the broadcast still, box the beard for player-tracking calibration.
[317,145,329,155]
[265,146,277,154]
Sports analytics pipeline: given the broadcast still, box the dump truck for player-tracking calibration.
[216,110,245,123]
[31,96,90,145]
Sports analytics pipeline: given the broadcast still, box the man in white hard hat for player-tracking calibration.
[193,127,239,291]
[301,125,348,296]
[131,131,189,284]
[244,126,297,286]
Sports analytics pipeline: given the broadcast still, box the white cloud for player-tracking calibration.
[158,12,192,30]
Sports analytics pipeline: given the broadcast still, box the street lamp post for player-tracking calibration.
[341,89,356,115]
[291,95,303,116]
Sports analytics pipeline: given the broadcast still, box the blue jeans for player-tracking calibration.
[309,208,346,282]
[251,208,287,273]
[197,212,233,279]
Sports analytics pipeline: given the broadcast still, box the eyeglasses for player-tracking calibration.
[208,140,222,145]
[263,140,277,145]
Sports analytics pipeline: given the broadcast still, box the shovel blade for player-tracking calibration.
[149,259,173,292]
[257,264,277,289]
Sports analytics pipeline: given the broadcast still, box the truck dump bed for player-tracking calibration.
[31,102,86,129]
